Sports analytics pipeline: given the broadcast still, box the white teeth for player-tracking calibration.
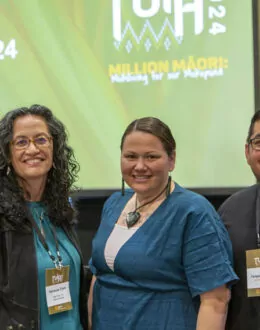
[25,159,42,164]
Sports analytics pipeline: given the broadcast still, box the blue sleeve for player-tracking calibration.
[88,257,97,275]
[183,207,238,297]
[87,192,122,275]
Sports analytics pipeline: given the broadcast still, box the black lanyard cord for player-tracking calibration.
[256,186,260,249]
[27,211,63,269]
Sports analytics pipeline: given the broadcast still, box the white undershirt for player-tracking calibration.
[104,224,138,271]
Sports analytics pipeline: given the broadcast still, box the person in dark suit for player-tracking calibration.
[219,110,260,330]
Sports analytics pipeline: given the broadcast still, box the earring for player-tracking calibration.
[121,178,125,196]
[166,175,172,197]
[52,162,56,170]
[6,166,11,175]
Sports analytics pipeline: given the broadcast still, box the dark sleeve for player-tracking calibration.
[0,229,7,290]
[218,186,258,230]
[218,199,232,229]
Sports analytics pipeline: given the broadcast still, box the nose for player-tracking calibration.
[26,141,40,153]
[134,156,147,170]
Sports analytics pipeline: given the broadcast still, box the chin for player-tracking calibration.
[22,172,48,181]
[129,182,150,189]
[131,185,153,196]
[252,169,260,182]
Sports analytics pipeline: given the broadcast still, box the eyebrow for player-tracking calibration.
[13,133,49,139]
[123,150,160,153]
[123,151,161,156]
[252,133,260,139]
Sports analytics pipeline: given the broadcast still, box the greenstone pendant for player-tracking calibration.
[126,211,141,228]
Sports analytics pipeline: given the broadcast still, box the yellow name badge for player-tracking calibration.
[246,249,260,297]
[45,265,73,315]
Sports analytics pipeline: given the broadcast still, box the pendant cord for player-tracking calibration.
[125,177,172,228]
[134,177,171,213]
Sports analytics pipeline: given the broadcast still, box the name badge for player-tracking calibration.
[45,265,72,315]
[246,249,260,297]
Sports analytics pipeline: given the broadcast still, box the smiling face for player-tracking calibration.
[245,120,260,181]
[10,115,53,185]
[121,131,175,200]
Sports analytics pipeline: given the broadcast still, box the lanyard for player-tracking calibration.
[28,210,63,269]
[256,186,260,249]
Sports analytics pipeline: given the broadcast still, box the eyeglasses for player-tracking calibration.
[249,137,260,151]
[11,135,52,150]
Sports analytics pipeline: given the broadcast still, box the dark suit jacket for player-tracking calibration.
[0,214,88,330]
[219,184,260,330]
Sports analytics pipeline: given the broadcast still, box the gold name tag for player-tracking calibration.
[246,249,260,297]
[45,265,73,315]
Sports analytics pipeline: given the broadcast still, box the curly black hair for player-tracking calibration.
[0,104,80,229]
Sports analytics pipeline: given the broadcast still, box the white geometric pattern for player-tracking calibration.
[164,37,171,51]
[114,18,183,52]
[144,38,152,52]
[125,40,133,53]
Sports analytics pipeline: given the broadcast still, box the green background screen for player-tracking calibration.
[0,0,256,190]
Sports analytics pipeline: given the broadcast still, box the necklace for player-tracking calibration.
[36,210,45,239]
[126,178,171,228]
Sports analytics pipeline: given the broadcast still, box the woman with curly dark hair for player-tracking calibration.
[0,104,87,329]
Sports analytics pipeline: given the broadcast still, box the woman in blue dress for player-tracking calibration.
[0,105,87,329]
[88,117,238,330]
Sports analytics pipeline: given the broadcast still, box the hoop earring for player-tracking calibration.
[166,175,172,197]
[121,178,125,196]
[52,162,56,170]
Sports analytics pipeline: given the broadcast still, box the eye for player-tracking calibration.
[253,139,260,147]
[145,154,159,160]
[14,138,28,148]
[124,154,137,160]
[35,136,49,145]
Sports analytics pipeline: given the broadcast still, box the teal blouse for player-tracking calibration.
[28,202,82,330]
